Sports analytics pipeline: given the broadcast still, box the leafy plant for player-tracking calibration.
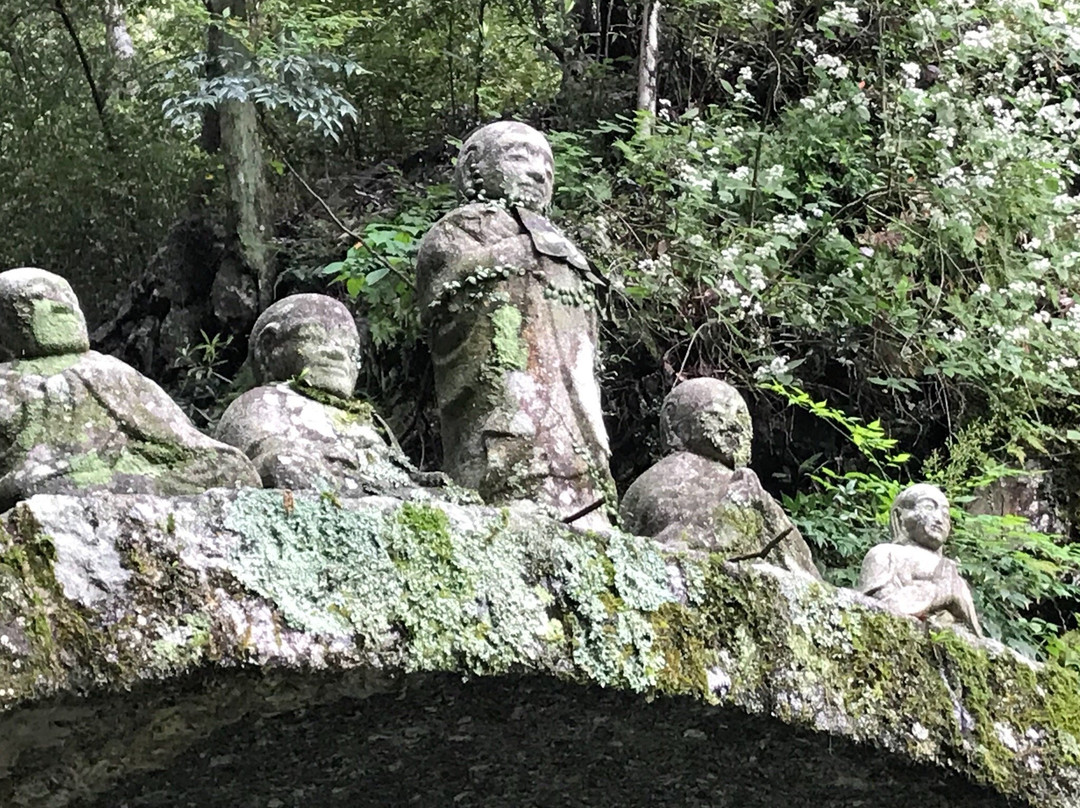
[768,382,1080,662]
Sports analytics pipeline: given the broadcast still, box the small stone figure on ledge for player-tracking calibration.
[858,483,983,636]
[620,378,820,579]
[415,121,614,529]
[0,267,260,510]
[215,294,421,496]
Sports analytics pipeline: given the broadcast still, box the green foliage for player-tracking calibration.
[171,331,238,424]
[319,183,454,346]
[549,0,1080,473]
[768,383,1080,662]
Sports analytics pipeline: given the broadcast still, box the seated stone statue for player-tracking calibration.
[0,267,260,510]
[858,483,982,635]
[415,121,614,529]
[620,378,820,579]
[215,294,420,495]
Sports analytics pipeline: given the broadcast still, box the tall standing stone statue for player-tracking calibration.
[215,294,424,496]
[0,267,260,510]
[416,121,614,528]
[620,378,820,578]
[858,483,983,636]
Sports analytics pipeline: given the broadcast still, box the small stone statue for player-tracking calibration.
[215,294,419,495]
[858,483,982,635]
[415,121,613,528]
[620,378,820,578]
[0,267,260,510]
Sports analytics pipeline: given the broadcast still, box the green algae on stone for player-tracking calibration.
[13,353,80,377]
[489,304,528,370]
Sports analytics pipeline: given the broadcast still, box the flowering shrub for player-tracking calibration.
[544,0,1080,654]
[553,0,1080,457]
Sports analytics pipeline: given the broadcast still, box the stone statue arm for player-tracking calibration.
[932,559,983,636]
[214,393,345,490]
[857,545,900,599]
[415,206,525,322]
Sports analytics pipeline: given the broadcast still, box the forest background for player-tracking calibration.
[4,0,1080,661]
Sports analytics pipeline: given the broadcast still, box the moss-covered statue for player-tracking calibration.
[620,378,820,578]
[0,267,260,510]
[215,294,422,496]
[858,483,982,635]
[415,121,613,528]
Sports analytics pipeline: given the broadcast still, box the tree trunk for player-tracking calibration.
[101,0,134,61]
[203,0,275,316]
[636,0,661,133]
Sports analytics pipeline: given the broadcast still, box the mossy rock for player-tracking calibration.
[0,490,1076,806]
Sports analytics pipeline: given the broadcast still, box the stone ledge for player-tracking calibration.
[0,490,1075,806]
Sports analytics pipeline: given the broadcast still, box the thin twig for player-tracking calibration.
[257,114,409,282]
[53,0,113,146]
[563,498,606,524]
[727,527,793,563]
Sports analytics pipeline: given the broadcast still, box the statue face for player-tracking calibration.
[251,295,360,398]
[892,484,951,551]
[0,267,89,360]
[660,378,752,467]
[456,122,554,211]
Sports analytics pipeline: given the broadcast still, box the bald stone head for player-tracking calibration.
[454,121,555,211]
[660,378,753,467]
[889,483,951,552]
[0,267,90,361]
[250,294,360,398]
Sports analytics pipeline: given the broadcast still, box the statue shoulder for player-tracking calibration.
[216,385,297,439]
[419,204,520,254]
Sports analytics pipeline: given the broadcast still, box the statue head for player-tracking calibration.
[250,294,360,398]
[454,121,554,211]
[0,267,90,361]
[889,483,951,551]
[660,378,752,467]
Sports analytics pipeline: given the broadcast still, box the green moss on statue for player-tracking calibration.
[490,304,528,370]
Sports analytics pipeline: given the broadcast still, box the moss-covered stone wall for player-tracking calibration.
[0,490,1076,806]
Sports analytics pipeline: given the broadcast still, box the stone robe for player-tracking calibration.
[0,352,260,510]
[620,452,821,579]
[416,203,613,526]
[215,384,416,495]
[858,542,981,634]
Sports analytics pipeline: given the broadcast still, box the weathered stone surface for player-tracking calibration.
[416,122,613,528]
[0,268,90,360]
[215,383,419,495]
[622,455,820,578]
[216,294,440,496]
[621,379,820,579]
[660,376,753,466]
[246,294,360,399]
[0,268,260,509]
[0,490,1077,806]
[859,483,983,636]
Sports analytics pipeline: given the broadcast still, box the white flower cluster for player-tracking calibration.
[819,2,860,28]
[1047,357,1079,372]
[770,213,808,237]
[815,54,851,80]
[637,254,673,274]
[754,354,793,380]
[761,163,785,184]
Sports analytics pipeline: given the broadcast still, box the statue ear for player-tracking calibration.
[888,504,901,542]
[251,322,281,379]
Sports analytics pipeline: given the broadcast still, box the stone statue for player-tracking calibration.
[415,121,613,528]
[620,378,820,578]
[858,483,982,635]
[215,294,421,495]
[0,267,261,510]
